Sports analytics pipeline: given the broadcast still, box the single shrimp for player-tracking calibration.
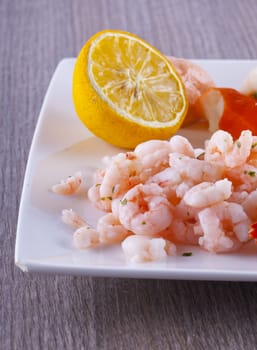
[147,167,182,203]
[97,213,131,244]
[169,56,215,106]
[118,183,173,236]
[52,171,82,195]
[225,130,252,168]
[61,209,87,228]
[161,200,201,245]
[161,219,200,245]
[169,153,224,183]
[99,152,142,200]
[205,130,253,168]
[242,190,257,222]
[121,235,176,263]
[198,201,250,253]
[134,140,172,181]
[204,130,234,163]
[169,135,195,158]
[183,179,232,208]
[168,56,215,125]
[73,226,100,249]
[88,183,111,212]
[225,163,257,192]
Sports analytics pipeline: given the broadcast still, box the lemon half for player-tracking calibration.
[72,30,188,148]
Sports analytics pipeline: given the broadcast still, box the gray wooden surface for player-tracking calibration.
[1,0,257,349]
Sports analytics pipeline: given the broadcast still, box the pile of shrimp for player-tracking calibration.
[52,129,257,263]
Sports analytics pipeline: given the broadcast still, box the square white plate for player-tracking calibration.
[15,58,257,281]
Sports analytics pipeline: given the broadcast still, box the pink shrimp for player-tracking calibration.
[118,183,173,236]
[198,201,250,253]
[97,213,131,244]
[168,56,215,125]
[52,172,82,195]
[121,235,176,263]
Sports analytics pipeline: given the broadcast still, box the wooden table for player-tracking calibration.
[1,1,257,349]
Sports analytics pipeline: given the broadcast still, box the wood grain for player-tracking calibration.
[1,0,257,349]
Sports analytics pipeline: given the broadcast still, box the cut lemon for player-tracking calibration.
[72,30,188,149]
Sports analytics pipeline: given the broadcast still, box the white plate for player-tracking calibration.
[15,58,257,281]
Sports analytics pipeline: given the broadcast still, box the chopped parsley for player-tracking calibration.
[95,183,101,187]
[120,198,127,205]
[111,185,115,193]
[182,252,193,257]
[107,196,112,200]
[248,171,256,177]
[236,141,241,148]
[141,221,146,225]
[252,142,257,149]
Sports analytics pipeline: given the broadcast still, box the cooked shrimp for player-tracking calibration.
[226,163,257,192]
[204,130,234,163]
[225,130,252,168]
[73,226,100,249]
[118,183,173,235]
[52,171,82,195]
[169,56,215,106]
[198,202,250,253]
[242,190,257,221]
[121,235,176,263]
[205,130,253,168]
[148,167,181,203]
[88,183,111,212]
[169,153,224,183]
[61,209,86,228]
[160,200,201,244]
[134,140,172,181]
[97,213,131,244]
[183,179,232,208]
[169,135,195,158]
[169,56,215,125]
[99,152,141,200]
[161,219,200,245]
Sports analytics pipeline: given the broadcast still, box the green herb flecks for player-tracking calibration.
[182,252,193,257]
[236,141,241,148]
[248,171,256,177]
[120,198,127,206]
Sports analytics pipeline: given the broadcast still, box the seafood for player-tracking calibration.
[169,56,215,125]
[118,183,173,235]
[198,202,250,253]
[61,209,86,228]
[97,213,131,244]
[169,153,224,183]
[121,235,176,263]
[73,226,100,249]
[52,171,82,195]
[169,135,195,158]
[53,128,257,262]
[183,179,232,208]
